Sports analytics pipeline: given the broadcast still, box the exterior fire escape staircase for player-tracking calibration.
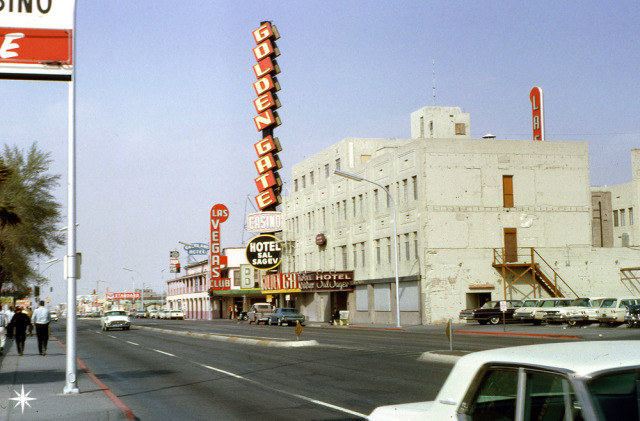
[492,247,579,299]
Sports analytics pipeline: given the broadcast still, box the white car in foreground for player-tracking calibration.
[101,310,131,331]
[369,341,640,421]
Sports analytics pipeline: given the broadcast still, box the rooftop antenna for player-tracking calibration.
[432,59,436,106]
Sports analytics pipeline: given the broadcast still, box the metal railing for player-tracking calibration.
[493,247,579,298]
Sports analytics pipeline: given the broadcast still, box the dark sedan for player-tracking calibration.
[459,300,523,325]
[267,308,305,326]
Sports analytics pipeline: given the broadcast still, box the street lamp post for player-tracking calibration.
[334,169,402,328]
[123,268,143,311]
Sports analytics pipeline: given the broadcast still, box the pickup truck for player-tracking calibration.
[369,341,640,420]
[247,303,274,325]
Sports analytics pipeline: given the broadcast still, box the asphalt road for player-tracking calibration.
[50,319,640,420]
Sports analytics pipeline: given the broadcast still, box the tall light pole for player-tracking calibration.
[123,268,143,311]
[334,170,402,328]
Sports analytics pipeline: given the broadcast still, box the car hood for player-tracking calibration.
[368,401,435,420]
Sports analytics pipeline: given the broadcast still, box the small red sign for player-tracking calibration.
[529,87,545,141]
[0,28,72,65]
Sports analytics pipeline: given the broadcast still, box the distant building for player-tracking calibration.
[166,247,261,319]
[280,107,640,325]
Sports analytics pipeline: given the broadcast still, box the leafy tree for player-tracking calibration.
[0,144,64,298]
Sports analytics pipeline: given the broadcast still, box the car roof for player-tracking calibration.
[455,341,640,378]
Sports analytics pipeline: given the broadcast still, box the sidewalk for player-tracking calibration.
[0,333,132,421]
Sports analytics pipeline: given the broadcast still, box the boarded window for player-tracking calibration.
[503,175,514,208]
[455,123,466,135]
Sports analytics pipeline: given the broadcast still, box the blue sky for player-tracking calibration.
[2,1,638,304]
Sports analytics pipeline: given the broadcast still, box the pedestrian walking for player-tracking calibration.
[10,308,31,356]
[0,309,7,355]
[32,300,51,356]
[23,306,33,336]
[4,306,15,339]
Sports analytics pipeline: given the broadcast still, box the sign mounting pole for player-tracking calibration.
[64,0,79,395]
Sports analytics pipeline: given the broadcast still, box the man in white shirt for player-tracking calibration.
[31,301,51,356]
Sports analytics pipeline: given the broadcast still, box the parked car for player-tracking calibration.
[529,298,573,325]
[169,310,184,320]
[148,309,158,319]
[157,309,168,319]
[512,298,543,324]
[543,297,605,326]
[268,308,305,326]
[625,304,640,327]
[49,311,59,322]
[459,300,523,325]
[369,341,640,420]
[101,310,131,331]
[133,310,146,318]
[247,303,275,325]
[595,297,640,325]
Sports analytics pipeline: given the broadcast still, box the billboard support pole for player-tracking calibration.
[64,1,79,395]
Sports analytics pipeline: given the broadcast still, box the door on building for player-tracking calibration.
[332,292,348,312]
[504,228,518,262]
[466,292,492,310]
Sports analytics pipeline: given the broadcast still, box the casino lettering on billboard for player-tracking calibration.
[251,21,282,211]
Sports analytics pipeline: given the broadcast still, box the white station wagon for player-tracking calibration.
[369,341,640,420]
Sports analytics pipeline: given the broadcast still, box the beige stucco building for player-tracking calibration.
[281,107,640,325]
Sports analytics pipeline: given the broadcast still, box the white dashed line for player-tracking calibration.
[152,349,176,357]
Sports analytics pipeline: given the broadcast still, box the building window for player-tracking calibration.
[361,242,366,267]
[405,235,410,260]
[294,179,298,192]
[335,158,341,171]
[325,163,330,178]
[614,210,619,227]
[412,176,418,200]
[358,194,364,217]
[352,197,356,217]
[373,189,379,212]
[455,123,466,135]
[630,208,634,225]
[620,209,626,226]
[310,171,314,185]
[503,175,514,208]
[375,239,381,265]
[301,175,306,189]
[342,246,348,269]
[387,237,392,263]
[353,245,357,268]
[342,200,347,220]
[414,232,418,259]
[322,207,326,226]
[403,179,408,203]
[385,185,391,208]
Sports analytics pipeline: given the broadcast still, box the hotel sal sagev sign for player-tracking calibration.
[246,234,281,270]
[0,0,75,80]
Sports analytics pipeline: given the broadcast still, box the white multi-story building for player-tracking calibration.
[166,247,259,319]
[281,106,640,325]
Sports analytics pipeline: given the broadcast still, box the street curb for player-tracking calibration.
[55,337,136,420]
[135,326,319,347]
[453,330,582,339]
[418,350,469,364]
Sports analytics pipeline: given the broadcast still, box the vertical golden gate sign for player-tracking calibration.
[252,22,282,211]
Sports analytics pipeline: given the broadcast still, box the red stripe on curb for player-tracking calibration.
[54,337,136,420]
[454,330,582,339]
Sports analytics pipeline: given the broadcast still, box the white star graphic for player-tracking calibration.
[9,385,37,414]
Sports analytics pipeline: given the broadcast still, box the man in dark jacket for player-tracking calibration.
[10,308,31,356]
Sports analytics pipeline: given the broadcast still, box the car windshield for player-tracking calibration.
[107,311,126,316]
[587,369,640,420]
[570,298,592,307]
[481,301,497,309]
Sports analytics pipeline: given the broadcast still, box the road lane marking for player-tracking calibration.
[193,361,366,418]
[152,349,175,357]
[126,341,140,346]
